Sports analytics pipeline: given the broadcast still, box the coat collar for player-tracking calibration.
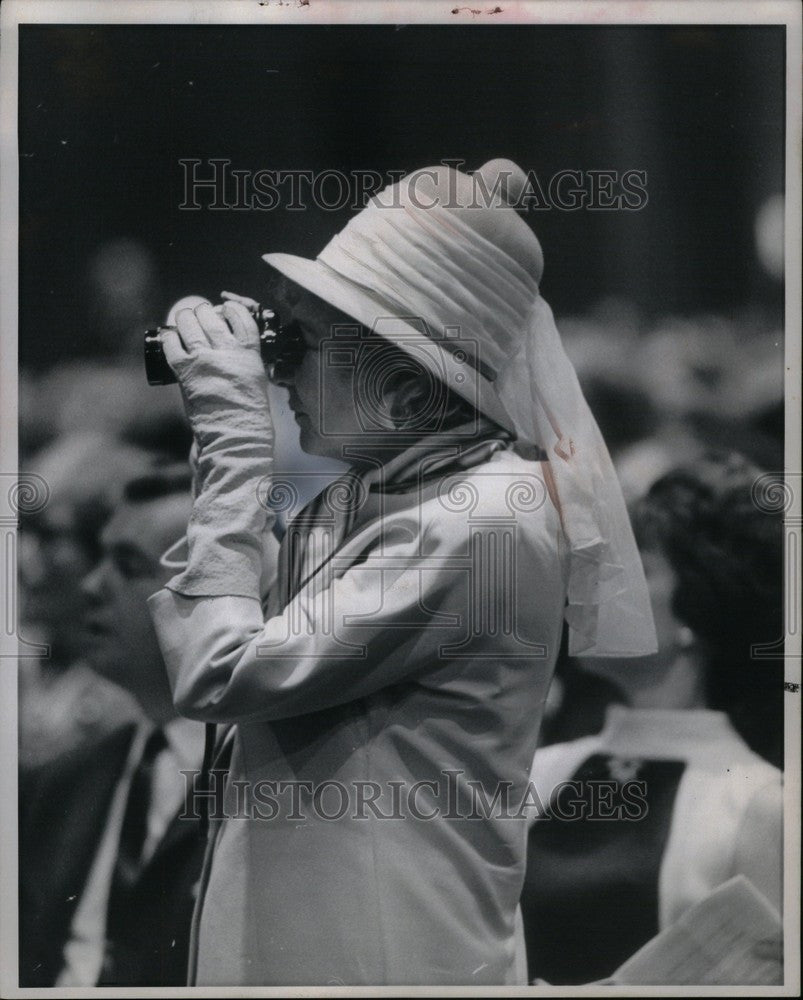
[359,417,512,495]
[280,419,512,605]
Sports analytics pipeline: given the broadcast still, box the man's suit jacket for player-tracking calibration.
[19,721,205,987]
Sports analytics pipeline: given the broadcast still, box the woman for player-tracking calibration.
[522,451,784,984]
[148,160,656,985]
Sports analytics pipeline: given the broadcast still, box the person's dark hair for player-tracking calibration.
[123,463,192,503]
[632,451,784,766]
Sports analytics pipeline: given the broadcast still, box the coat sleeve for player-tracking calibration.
[148,514,473,723]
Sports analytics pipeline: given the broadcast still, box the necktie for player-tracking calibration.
[98,728,167,985]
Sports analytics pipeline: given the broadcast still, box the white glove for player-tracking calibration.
[161,298,275,598]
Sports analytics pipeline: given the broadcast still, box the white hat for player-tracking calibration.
[263,160,657,657]
[264,161,543,437]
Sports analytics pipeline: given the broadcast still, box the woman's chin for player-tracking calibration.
[297,422,327,458]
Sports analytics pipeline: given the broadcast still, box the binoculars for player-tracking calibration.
[144,297,286,386]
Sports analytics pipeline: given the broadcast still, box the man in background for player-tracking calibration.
[19,465,206,986]
[18,432,154,775]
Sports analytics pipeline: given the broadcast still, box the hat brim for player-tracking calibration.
[262,252,517,437]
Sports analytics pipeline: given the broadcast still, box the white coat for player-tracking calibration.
[150,439,569,986]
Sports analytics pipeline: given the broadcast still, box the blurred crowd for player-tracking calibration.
[15,236,786,986]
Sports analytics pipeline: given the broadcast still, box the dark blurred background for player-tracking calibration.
[19,25,784,362]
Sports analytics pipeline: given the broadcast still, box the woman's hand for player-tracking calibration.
[162,297,272,472]
[162,298,267,432]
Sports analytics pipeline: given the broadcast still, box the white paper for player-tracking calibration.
[611,875,783,986]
